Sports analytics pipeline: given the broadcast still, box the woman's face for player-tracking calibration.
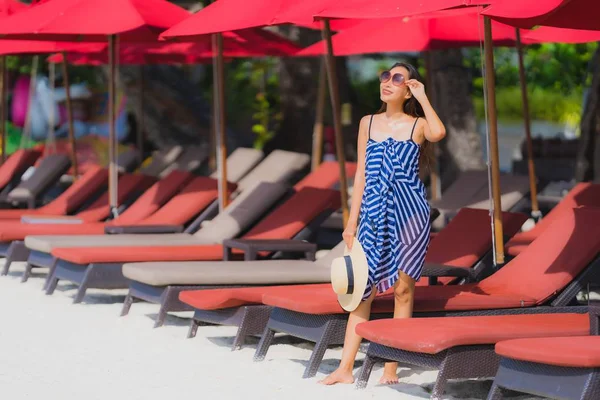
[380,66,411,104]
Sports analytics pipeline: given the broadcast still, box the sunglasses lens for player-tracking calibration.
[380,71,391,82]
[392,73,405,86]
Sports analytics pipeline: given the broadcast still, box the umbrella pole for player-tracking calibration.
[61,53,78,178]
[108,35,118,216]
[515,29,540,219]
[311,60,327,172]
[424,51,441,201]
[137,66,144,164]
[0,56,6,163]
[212,32,228,212]
[484,17,504,265]
[322,19,349,226]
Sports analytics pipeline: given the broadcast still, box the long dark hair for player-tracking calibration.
[377,62,433,170]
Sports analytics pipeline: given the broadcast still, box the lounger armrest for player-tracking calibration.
[421,263,474,285]
[104,225,184,234]
[222,239,317,261]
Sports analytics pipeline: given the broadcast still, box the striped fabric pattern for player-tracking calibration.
[357,120,431,300]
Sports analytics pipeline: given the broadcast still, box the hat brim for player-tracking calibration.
[336,238,369,312]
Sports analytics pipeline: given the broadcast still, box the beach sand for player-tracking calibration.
[0,261,542,400]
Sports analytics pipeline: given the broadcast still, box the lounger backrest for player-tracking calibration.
[525,183,600,238]
[429,170,489,210]
[136,177,232,226]
[242,187,341,241]
[159,145,209,178]
[426,208,528,267]
[107,170,193,225]
[139,145,183,177]
[32,166,108,215]
[6,154,71,203]
[75,174,156,222]
[467,173,530,211]
[479,207,600,304]
[0,149,41,189]
[235,150,309,192]
[209,147,264,183]
[192,181,289,244]
[294,161,358,191]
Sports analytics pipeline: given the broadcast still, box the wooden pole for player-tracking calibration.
[137,66,145,164]
[108,35,118,216]
[212,32,228,211]
[61,53,78,178]
[322,19,349,226]
[515,29,540,218]
[424,51,441,201]
[311,60,327,172]
[484,17,504,265]
[0,56,6,163]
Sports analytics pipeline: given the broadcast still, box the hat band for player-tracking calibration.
[343,255,354,295]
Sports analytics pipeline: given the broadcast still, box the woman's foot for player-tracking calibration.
[378,372,399,385]
[318,368,355,385]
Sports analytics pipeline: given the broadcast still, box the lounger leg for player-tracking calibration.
[433,346,499,400]
[232,306,272,351]
[187,319,200,339]
[303,319,347,378]
[2,241,30,276]
[42,259,58,291]
[253,327,276,362]
[73,283,89,304]
[120,293,134,317]
[45,277,59,295]
[20,263,34,283]
[355,353,378,389]
[486,383,505,400]
[153,303,168,328]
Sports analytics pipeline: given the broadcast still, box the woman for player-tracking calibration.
[321,62,446,385]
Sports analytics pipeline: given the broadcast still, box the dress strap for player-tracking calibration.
[410,117,419,141]
[368,115,374,139]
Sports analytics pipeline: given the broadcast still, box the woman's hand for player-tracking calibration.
[342,225,357,250]
[406,79,427,104]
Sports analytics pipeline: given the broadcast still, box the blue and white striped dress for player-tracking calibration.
[357,115,431,300]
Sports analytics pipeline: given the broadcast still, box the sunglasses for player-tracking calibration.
[379,70,406,86]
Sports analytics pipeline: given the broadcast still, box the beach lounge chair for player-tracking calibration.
[430,170,530,229]
[2,154,72,209]
[487,305,599,400]
[254,207,600,379]
[157,145,209,177]
[173,208,526,348]
[43,185,340,309]
[506,182,600,256]
[0,149,42,195]
[0,165,109,220]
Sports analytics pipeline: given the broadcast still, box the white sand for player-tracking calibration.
[0,261,540,400]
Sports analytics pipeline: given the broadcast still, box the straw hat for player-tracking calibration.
[330,238,369,312]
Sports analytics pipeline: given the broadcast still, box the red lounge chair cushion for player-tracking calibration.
[294,161,357,191]
[355,313,589,355]
[179,284,332,310]
[495,336,600,368]
[0,149,41,189]
[51,187,341,264]
[0,222,107,241]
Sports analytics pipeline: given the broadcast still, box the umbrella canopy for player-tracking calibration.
[300,8,533,56]
[0,0,190,41]
[314,0,492,21]
[524,26,600,43]
[483,0,600,30]
[160,0,343,38]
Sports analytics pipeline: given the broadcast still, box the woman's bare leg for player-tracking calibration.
[319,289,378,385]
[379,272,416,385]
